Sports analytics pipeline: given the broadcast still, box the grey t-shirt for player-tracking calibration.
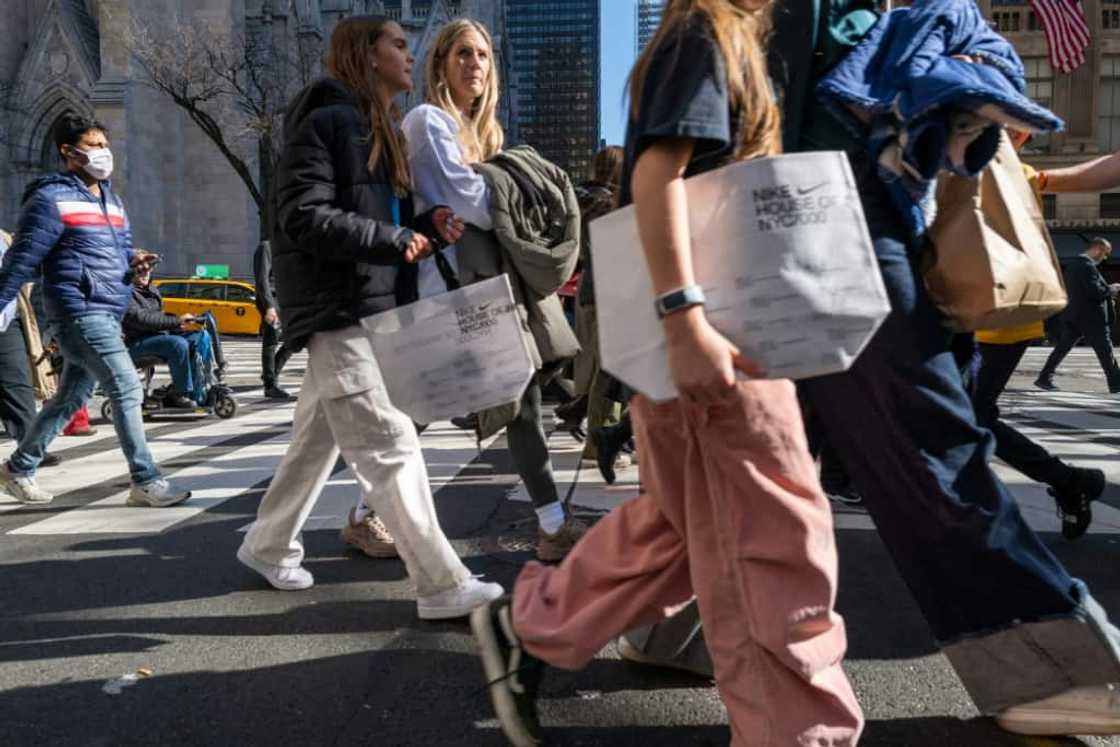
[619,13,738,208]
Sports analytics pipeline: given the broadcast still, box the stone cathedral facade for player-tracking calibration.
[0,0,510,277]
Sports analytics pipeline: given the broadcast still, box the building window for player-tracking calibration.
[993,11,1021,32]
[1023,57,1054,153]
[1100,57,1120,152]
[1101,193,1120,220]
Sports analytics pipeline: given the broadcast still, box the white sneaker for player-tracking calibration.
[580,453,632,470]
[236,543,314,591]
[127,478,191,508]
[996,684,1120,736]
[417,576,504,620]
[0,465,53,504]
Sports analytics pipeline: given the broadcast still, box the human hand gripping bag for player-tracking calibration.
[590,151,890,402]
[925,131,1067,332]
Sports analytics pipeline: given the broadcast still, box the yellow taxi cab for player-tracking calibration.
[152,278,262,336]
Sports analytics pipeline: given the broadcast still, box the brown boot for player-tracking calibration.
[536,515,588,562]
[340,508,399,558]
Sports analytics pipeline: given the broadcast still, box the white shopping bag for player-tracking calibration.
[590,151,889,402]
[360,275,534,424]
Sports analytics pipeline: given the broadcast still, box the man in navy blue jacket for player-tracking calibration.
[0,114,190,508]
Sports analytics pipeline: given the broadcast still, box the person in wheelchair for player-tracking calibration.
[122,262,210,409]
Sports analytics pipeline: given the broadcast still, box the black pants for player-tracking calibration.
[506,378,560,509]
[0,320,37,442]
[974,342,1073,490]
[1039,320,1120,390]
[260,321,291,387]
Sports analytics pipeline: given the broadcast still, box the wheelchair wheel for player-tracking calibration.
[214,394,238,419]
[100,399,113,423]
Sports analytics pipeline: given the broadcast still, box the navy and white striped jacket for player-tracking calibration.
[0,171,135,322]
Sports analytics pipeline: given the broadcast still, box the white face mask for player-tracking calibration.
[73,147,113,181]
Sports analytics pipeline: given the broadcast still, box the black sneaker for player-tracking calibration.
[826,487,864,506]
[471,597,545,747]
[450,413,478,432]
[553,395,587,427]
[163,393,196,409]
[39,453,62,468]
[264,385,292,400]
[589,424,630,485]
[1049,467,1105,541]
[1034,377,1058,392]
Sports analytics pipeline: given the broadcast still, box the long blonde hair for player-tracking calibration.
[425,19,505,163]
[629,0,781,161]
[326,15,412,195]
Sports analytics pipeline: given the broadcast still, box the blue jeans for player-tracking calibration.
[128,332,205,402]
[9,313,160,484]
[798,163,1120,712]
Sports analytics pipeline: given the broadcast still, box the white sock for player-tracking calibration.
[536,501,565,535]
[353,501,373,522]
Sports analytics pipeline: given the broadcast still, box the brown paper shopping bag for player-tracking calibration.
[925,131,1067,332]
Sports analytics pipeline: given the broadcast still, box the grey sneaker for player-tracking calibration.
[127,478,191,508]
[0,465,53,505]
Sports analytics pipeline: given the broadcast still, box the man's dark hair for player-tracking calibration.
[1088,236,1112,251]
[52,113,108,150]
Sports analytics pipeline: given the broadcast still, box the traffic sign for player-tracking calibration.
[195,264,230,279]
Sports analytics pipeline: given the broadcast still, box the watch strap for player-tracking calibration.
[655,285,706,318]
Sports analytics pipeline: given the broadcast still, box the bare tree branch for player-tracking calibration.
[121,15,321,235]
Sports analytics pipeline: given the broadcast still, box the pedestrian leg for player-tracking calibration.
[8,357,94,475]
[60,317,161,484]
[1083,326,1120,390]
[260,320,279,388]
[0,320,37,442]
[275,326,470,596]
[1037,324,1079,384]
[800,193,1120,713]
[975,343,1075,488]
[241,360,341,569]
[129,335,194,398]
[512,381,861,745]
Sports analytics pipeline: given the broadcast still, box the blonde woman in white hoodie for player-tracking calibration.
[402,19,586,562]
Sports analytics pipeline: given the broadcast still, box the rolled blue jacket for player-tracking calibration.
[0,171,135,321]
[816,0,1063,235]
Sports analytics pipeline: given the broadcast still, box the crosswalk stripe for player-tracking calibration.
[8,340,1120,538]
[8,397,298,534]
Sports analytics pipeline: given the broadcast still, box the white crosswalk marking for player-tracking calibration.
[5,341,1120,538]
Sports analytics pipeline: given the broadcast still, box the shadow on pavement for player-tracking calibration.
[861,716,1092,746]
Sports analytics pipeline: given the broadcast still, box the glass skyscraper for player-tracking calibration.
[504,0,600,177]
[637,0,663,54]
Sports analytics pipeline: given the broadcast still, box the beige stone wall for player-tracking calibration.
[992,0,1120,228]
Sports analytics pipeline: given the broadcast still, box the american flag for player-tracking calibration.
[1028,0,1091,74]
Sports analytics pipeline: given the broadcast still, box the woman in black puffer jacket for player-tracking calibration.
[238,15,503,620]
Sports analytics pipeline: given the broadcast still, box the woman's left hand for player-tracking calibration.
[432,207,466,245]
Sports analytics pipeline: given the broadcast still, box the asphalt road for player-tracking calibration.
[2,341,1120,746]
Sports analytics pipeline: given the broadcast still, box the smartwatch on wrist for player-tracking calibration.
[655,284,706,319]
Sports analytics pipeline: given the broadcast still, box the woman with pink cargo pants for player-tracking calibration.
[470,2,863,745]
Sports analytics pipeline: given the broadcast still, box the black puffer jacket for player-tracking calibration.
[272,78,435,350]
[122,284,180,345]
